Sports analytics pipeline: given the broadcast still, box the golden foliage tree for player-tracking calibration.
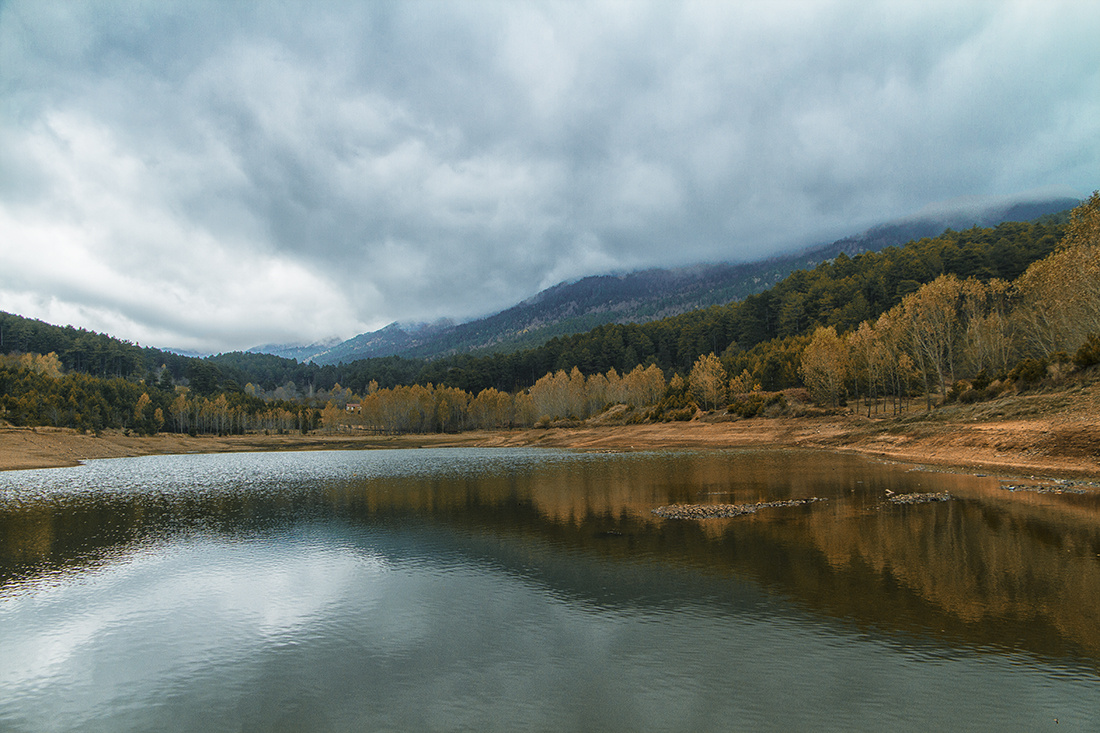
[320,400,344,433]
[869,309,911,414]
[799,326,849,407]
[15,352,65,378]
[621,364,666,407]
[169,391,190,433]
[846,321,881,415]
[1015,192,1100,356]
[134,392,152,423]
[689,352,727,410]
[900,274,980,403]
[728,368,759,396]
[960,278,1015,376]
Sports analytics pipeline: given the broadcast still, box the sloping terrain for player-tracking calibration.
[295,195,1076,365]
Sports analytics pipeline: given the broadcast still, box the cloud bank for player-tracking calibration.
[1,1,1098,353]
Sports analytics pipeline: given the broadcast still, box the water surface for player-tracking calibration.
[1,448,1098,731]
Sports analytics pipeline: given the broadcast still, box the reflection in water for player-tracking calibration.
[1,448,1099,731]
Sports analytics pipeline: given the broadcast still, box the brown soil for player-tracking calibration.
[3,377,1099,480]
[0,428,494,472]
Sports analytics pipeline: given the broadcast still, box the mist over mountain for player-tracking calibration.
[246,337,343,364]
[253,194,1078,365]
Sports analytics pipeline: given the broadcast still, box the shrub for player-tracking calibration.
[665,406,696,421]
[958,387,982,404]
[1046,361,1070,384]
[1074,333,1100,369]
[972,369,991,392]
[761,395,789,418]
[1010,357,1048,388]
[782,388,813,404]
[651,388,698,421]
[732,395,765,418]
[727,392,786,418]
[945,381,968,403]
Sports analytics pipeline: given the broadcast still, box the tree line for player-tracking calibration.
[2,197,1095,437]
[0,209,1071,402]
[799,193,1100,410]
[0,352,318,436]
[210,212,1069,396]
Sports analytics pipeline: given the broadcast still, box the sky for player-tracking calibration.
[2,1,1099,355]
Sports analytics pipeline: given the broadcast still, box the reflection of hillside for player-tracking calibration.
[319,454,1100,661]
[329,451,883,524]
[798,483,1100,658]
[326,454,1100,662]
[2,450,1099,665]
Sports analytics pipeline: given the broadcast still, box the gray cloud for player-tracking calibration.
[1,0,1098,353]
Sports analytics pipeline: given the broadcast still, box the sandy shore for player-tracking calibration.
[2,397,1098,480]
[0,427,494,472]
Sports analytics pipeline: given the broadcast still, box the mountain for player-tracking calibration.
[246,337,343,363]
[277,194,1078,366]
[826,195,1079,254]
[302,320,456,366]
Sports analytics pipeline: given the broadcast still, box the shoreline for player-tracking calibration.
[3,411,1098,482]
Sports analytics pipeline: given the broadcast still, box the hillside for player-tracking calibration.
[0,202,1073,408]
[2,192,1096,447]
[199,209,1075,400]
[290,195,1077,365]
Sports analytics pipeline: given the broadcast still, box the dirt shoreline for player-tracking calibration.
[2,405,1098,481]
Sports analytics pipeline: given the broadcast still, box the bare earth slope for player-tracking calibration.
[2,378,1098,480]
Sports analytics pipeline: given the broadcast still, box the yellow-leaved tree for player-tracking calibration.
[799,326,849,407]
[689,352,727,411]
[1016,191,1100,356]
[899,274,981,405]
[727,368,759,396]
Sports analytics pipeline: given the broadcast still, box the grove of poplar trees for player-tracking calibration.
[798,192,1100,410]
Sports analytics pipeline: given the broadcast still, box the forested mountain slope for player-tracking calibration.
[0,208,1071,401]
[214,214,1069,394]
[0,312,194,384]
[5,195,1096,438]
[292,196,1077,365]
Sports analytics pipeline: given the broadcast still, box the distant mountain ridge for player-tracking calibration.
[247,336,342,363]
[258,195,1078,365]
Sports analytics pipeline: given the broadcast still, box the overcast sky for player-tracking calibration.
[2,1,1098,354]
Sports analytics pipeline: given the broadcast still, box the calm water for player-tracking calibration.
[1,447,1099,732]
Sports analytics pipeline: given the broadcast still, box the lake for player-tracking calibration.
[1,447,1098,731]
